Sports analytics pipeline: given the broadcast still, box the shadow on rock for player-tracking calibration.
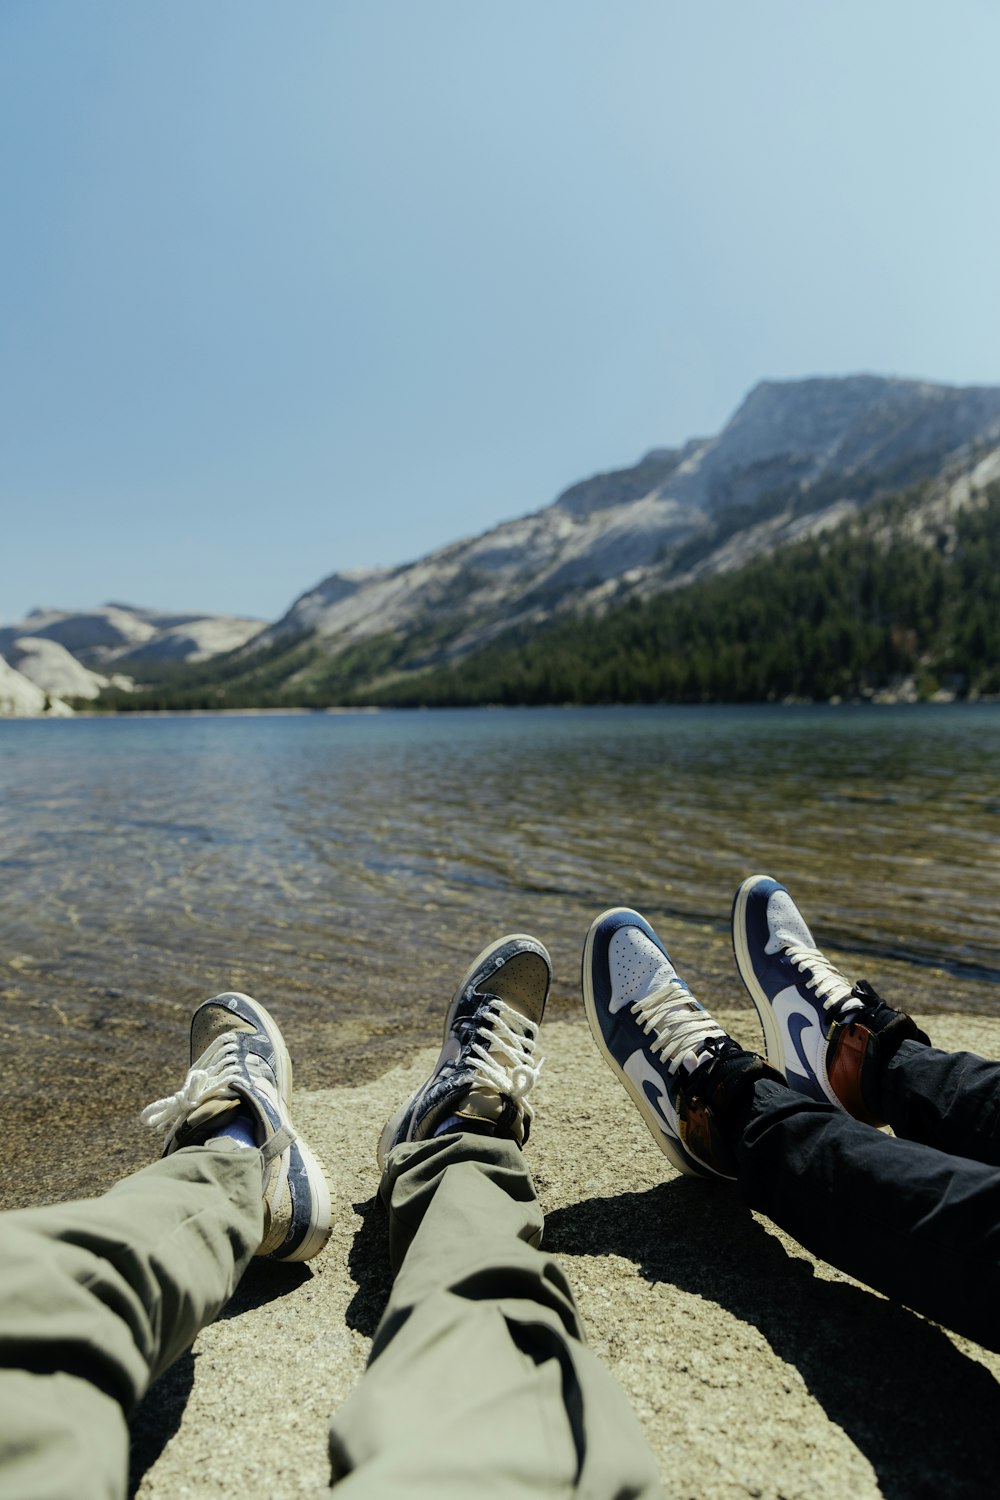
[345,1194,393,1339]
[128,1351,194,1498]
[128,1260,311,1492]
[545,1180,999,1500]
[216,1257,311,1320]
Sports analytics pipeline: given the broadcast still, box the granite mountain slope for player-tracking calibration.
[247,375,1000,680]
[10,373,1000,713]
[0,603,265,670]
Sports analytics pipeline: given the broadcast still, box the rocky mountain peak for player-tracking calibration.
[8,372,1000,716]
[550,447,685,519]
[650,374,1000,517]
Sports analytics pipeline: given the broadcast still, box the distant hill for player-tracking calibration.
[0,603,266,669]
[0,655,73,716]
[29,373,1000,712]
[3,636,127,703]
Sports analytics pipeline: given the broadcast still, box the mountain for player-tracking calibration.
[247,376,1000,672]
[3,637,128,702]
[17,373,1000,713]
[0,656,73,716]
[0,603,266,670]
[369,457,1000,707]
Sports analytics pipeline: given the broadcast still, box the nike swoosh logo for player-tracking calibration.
[787,1012,817,1083]
[623,1049,678,1138]
[773,986,823,1085]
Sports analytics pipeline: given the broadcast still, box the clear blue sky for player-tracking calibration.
[2,0,999,624]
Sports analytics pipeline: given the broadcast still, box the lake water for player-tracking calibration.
[3,704,999,1204]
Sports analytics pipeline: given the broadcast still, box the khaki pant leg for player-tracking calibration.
[0,1143,263,1500]
[328,1134,663,1500]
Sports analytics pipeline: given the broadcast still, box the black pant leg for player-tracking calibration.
[736,1078,1000,1351]
[881,1040,1000,1165]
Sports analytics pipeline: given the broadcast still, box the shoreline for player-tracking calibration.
[6,695,1000,722]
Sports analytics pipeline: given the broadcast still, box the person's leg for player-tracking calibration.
[329,936,663,1500]
[724,876,1000,1342]
[0,990,331,1500]
[0,1143,263,1500]
[583,899,1000,1353]
[879,1039,1000,1165]
[734,1076,1000,1351]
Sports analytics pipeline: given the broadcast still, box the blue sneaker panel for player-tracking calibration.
[584,908,716,1179]
[733,876,832,1104]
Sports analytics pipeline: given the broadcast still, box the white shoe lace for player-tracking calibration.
[468,999,544,1118]
[783,944,863,1015]
[632,977,725,1074]
[140,1033,249,1137]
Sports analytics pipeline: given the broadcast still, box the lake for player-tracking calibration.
[2,704,999,1205]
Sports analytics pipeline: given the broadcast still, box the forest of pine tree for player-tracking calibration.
[92,481,1000,712]
[356,483,1000,708]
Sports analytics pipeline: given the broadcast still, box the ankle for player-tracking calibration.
[207,1108,259,1150]
[432,1113,502,1141]
[681,1048,780,1176]
[827,988,930,1124]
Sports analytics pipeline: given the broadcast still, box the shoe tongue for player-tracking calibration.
[642,971,694,1011]
[450,1080,509,1126]
[839,984,875,1020]
[174,1094,243,1145]
[685,1034,737,1076]
[424,1085,520,1142]
[764,890,816,956]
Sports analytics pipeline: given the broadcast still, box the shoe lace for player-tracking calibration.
[468,1000,544,1118]
[632,978,725,1075]
[140,1033,246,1137]
[783,944,864,1015]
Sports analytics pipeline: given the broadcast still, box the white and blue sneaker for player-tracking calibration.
[732,875,929,1125]
[583,908,777,1179]
[141,992,333,1262]
[378,935,550,1168]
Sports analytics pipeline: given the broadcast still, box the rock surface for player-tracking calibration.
[0,603,265,670]
[252,376,1000,673]
[0,655,73,716]
[132,1011,1000,1500]
[5,636,128,701]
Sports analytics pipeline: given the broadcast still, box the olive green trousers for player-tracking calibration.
[0,1135,662,1499]
[329,1133,663,1498]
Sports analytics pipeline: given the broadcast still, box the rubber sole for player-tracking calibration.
[275,1135,333,1263]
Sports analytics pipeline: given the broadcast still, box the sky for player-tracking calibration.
[2,0,999,625]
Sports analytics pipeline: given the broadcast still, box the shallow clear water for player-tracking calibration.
[2,704,999,1192]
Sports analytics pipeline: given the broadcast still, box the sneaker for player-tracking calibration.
[731,875,929,1125]
[141,992,332,1262]
[377,935,550,1169]
[583,907,776,1179]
